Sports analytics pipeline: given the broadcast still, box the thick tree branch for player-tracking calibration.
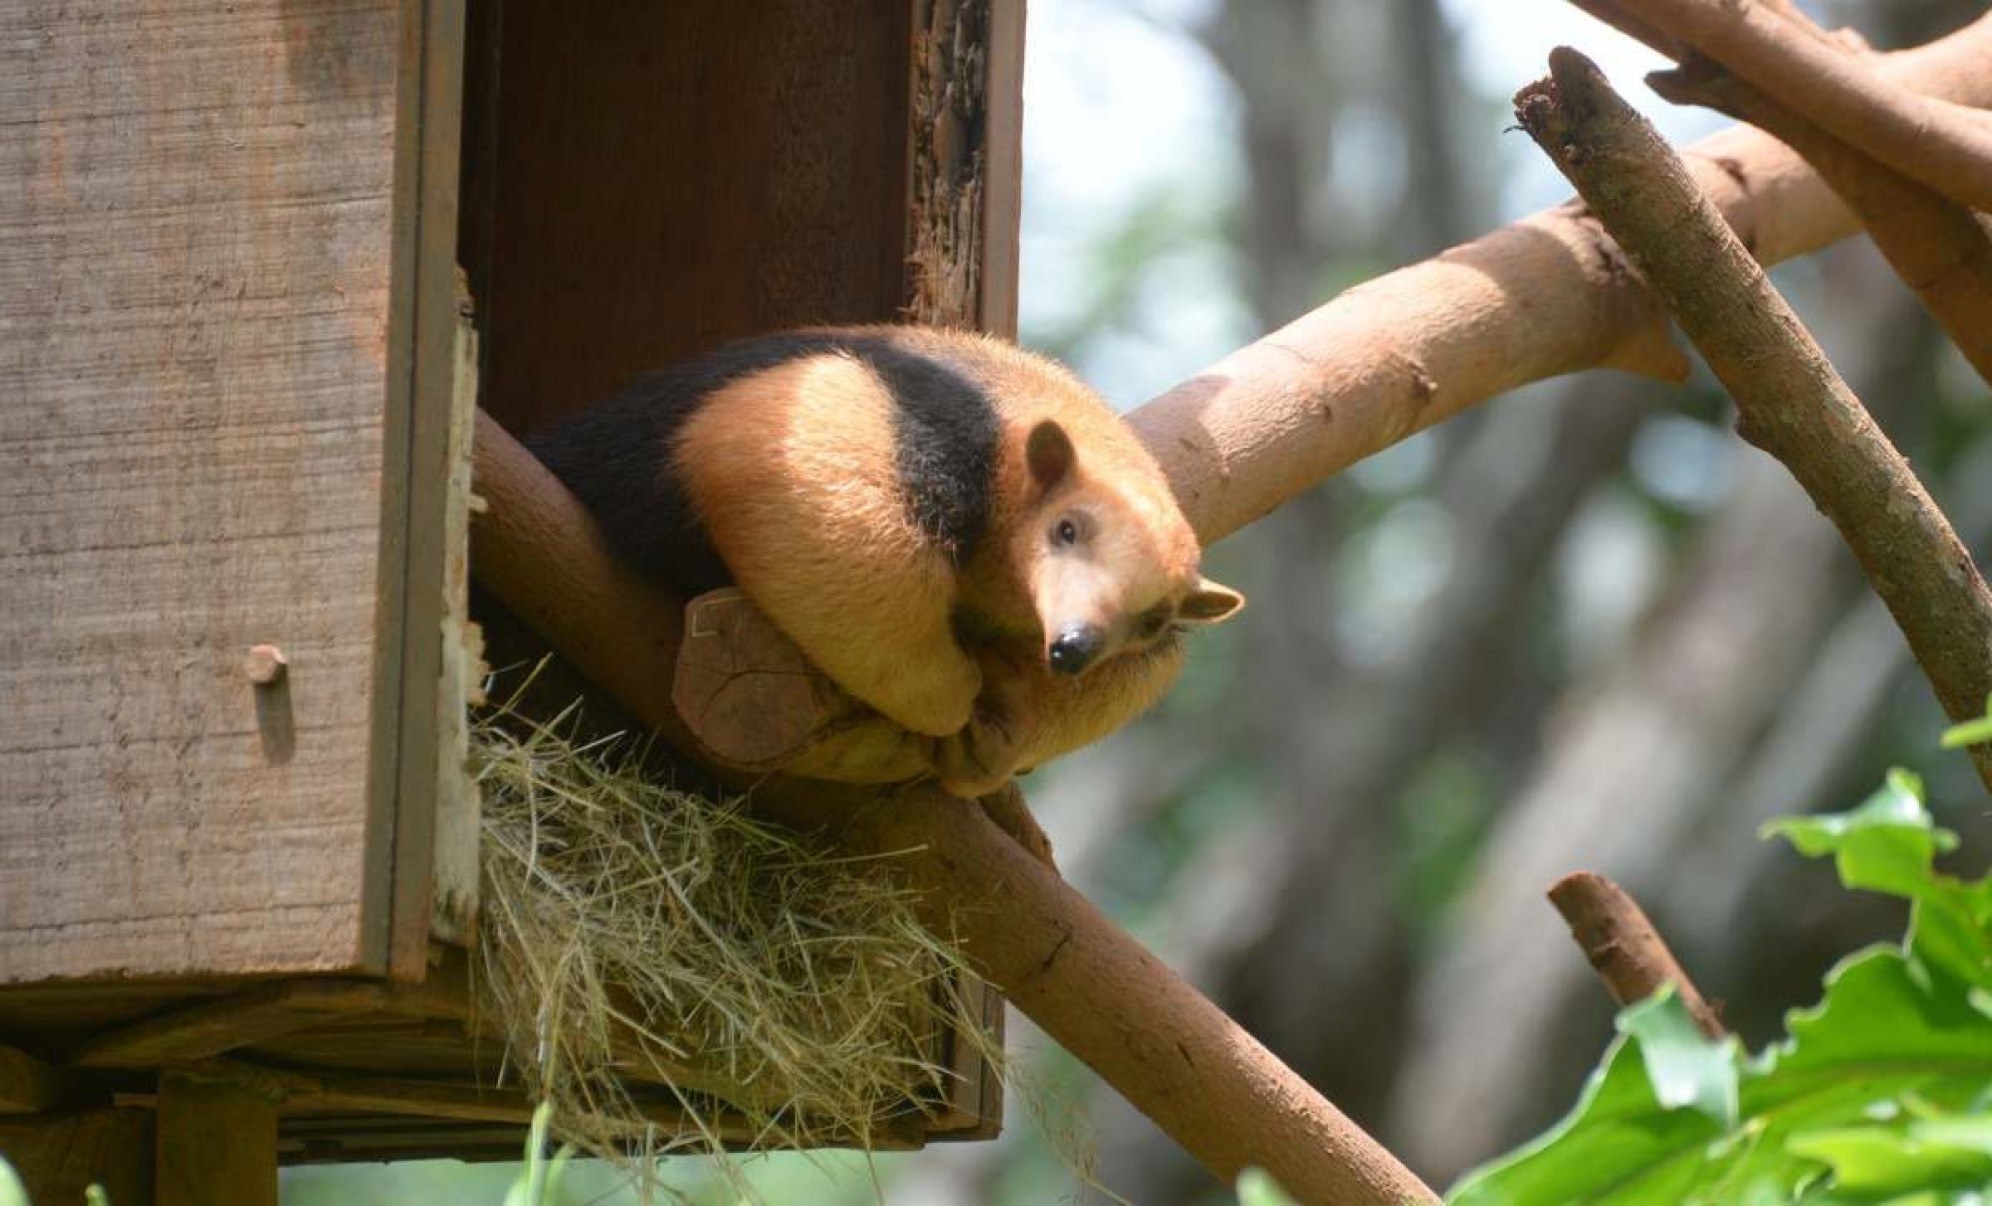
[1548,872,1724,1039]
[1515,47,1992,792]
[1609,0,1992,214]
[468,411,1436,1206]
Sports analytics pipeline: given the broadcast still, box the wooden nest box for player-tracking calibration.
[0,1,1024,1200]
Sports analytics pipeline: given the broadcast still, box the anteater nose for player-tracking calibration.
[1047,626,1103,676]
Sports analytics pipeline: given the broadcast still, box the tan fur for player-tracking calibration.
[673,325,1242,797]
[676,355,983,737]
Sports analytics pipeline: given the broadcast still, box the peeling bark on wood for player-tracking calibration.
[907,0,993,328]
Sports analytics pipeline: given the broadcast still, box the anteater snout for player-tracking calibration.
[1047,625,1104,676]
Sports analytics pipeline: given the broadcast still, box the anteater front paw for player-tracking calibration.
[929,682,1032,799]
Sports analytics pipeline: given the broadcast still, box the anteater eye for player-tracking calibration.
[1053,518,1079,547]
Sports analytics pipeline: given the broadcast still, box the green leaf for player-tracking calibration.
[1939,695,1992,750]
[505,1101,558,1206]
[1762,770,1956,901]
[1624,987,1740,1129]
[1788,1110,1992,1197]
[1236,1167,1302,1206]
[1763,773,1992,991]
[1757,950,1992,1102]
[1449,989,1740,1204]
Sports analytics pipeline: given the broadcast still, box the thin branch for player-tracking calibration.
[1515,47,1992,793]
[469,409,1438,1206]
[1549,872,1725,1038]
[1610,0,1992,213]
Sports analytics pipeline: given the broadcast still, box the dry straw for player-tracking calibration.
[472,693,997,1171]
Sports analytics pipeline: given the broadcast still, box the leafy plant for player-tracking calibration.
[1450,769,1992,1204]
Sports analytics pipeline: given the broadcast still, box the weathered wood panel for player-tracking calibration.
[469,0,917,435]
[0,1,417,981]
[378,0,472,980]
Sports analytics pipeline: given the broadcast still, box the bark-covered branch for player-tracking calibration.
[468,411,1437,1206]
[1549,872,1725,1038]
[1516,47,1992,792]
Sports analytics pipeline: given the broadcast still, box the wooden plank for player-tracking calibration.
[265,1068,931,1151]
[907,0,996,329]
[376,0,470,980]
[156,1069,278,1206]
[0,1044,54,1114]
[472,0,916,436]
[919,973,1005,1139]
[68,981,389,1069]
[70,953,474,1069]
[0,983,237,1051]
[0,1,405,981]
[0,1109,154,1205]
[281,1119,532,1163]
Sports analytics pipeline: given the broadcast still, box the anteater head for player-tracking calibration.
[1018,419,1244,677]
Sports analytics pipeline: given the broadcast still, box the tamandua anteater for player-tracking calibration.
[529,325,1244,797]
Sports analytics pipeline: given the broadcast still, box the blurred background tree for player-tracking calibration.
[986,0,1992,1202]
[284,1,1992,1201]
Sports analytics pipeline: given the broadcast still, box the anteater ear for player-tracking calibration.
[1178,577,1245,624]
[1026,420,1075,491]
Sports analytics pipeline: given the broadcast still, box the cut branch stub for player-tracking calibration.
[1549,871,1725,1039]
[674,588,847,769]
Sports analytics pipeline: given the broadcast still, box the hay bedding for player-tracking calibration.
[472,698,991,1164]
